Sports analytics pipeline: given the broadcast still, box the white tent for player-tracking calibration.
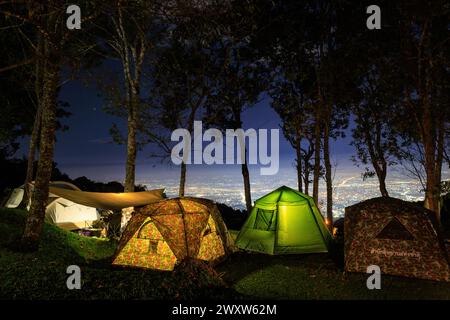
[5,181,99,230]
[4,181,165,231]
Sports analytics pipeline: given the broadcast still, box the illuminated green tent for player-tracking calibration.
[235,186,333,254]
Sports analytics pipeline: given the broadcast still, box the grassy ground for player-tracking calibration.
[218,252,450,299]
[0,208,234,299]
[0,208,449,299]
[223,227,450,299]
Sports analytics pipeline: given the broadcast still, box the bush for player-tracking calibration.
[161,258,233,300]
[216,203,247,230]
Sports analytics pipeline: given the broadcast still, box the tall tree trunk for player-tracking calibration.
[121,91,137,230]
[372,135,389,197]
[242,159,252,214]
[233,105,252,214]
[21,46,60,250]
[435,122,444,215]
[374,154,389,198]
[420,43,441,220]
[414,21,441,220]
[323,119,333,231]
[377,166,389,197]
[179,162,187,197]
[116,3,145,193]
[365,120,390,197]
[124,90,138,192]
[312,108,321,205]
[423,138,440,217]
[178,113,191,197]
[115,4,147,229]
[304,167,310,196]
[178,110,196,197]
[304,143,312,196]
[19,34,44,209]
[422,100,440,219]
[295,135,303,193]
[19,107,42,209]
[373,121,389,197]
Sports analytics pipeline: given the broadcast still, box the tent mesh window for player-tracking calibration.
[203,223,212,237]
[376,218,415,240]
[254,209,276,231]
[137,220,164,253]
[148,240,159,254]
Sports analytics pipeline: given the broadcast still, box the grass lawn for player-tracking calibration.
[218,252,450,299]
[0,208,449,299]
[218,229,449,300]
[0,208,234,299]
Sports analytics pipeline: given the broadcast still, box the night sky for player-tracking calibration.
[17,75,356,183]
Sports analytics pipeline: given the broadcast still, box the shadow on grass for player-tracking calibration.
[216,243,450,300]
[217,249,343,287]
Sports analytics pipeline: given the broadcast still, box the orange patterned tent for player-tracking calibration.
[112,197,232,271]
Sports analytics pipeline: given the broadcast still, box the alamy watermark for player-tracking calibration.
[65,4,381,31]
[66,5,81,30]
[366,265,381,290]
[366,5,381,30]
[66,265,81,290]
[171,121,279,175]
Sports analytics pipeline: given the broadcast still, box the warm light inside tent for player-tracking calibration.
[332,227,338,236]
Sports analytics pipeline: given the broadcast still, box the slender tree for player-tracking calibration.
[19,33,44,209]
[6,2,64,249]
[151,36,212,196]
[271,77,316,194]
[1,0,99,249]
[206,39,266,213]
[301,136,315,195]
[99,0,167,192]
[202,2,269,214]
[395,1,450,218]
[351,64,402,197]
[310,0,346,228]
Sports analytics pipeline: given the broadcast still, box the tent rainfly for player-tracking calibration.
[48,186,165,210]
[4,181,165,230]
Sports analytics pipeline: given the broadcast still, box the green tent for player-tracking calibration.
[235,186,333,254]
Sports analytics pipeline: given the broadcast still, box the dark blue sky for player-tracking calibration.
[17,78,357,182]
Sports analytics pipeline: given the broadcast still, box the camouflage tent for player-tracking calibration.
[112,197,232,271]
[345,197,449,282]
